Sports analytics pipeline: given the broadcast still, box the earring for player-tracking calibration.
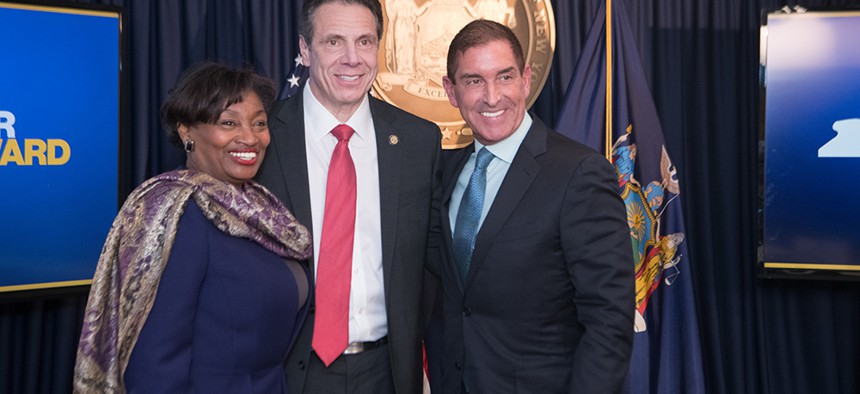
[184,140,195,152]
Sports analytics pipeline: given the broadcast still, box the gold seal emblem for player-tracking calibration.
[373,0,556,149]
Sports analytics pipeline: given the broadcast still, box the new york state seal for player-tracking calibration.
[373,0,556,149]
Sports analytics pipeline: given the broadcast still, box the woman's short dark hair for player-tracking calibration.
[161,62,277,147]
[446,19,526,83]
[299,0,383,45]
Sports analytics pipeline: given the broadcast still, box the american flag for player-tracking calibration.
[279,53,309,100]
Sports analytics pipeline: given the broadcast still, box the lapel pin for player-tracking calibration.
[388,135,399,145]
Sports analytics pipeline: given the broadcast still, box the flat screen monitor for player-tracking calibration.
[759,9,860,280]
[0,1,122,293]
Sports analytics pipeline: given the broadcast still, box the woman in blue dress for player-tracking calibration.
[74,63,312,393]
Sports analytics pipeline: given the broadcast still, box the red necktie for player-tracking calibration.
[312,124,356,366]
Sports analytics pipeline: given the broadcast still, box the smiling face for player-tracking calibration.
[178,92,270,186]
[300,2,379,122]
[443,39,531,146]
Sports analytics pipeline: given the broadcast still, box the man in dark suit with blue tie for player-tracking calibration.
[429,19,635,393]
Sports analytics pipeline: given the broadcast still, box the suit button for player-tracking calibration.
[454,362,461,370]
[463,308,471,317]
[309,304,315,312]
[298,361,306,370]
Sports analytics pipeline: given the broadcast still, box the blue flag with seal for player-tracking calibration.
[556,1,705,392]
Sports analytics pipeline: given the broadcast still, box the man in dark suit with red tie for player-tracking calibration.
[429,19,635,393]
[256,0,441,393]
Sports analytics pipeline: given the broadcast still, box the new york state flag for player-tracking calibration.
[556,1,705,392]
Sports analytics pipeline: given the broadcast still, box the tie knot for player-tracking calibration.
[331,124,355,142]
[475,147,494,170]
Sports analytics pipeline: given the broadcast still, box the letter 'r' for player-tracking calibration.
[0,111,15,139]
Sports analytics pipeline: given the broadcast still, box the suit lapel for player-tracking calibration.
[442,146,474,293]
[370,98,401,293]
[442,147,472,206]
[465,120,548,290]
[272,94,314,270]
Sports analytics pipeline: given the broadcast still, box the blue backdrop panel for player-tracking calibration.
[763,12,860,268]
[0,4,119,290]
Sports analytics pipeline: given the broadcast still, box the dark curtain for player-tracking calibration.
[2,0,860,393]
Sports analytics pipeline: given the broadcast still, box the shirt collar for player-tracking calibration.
[303,82,372,142]
[473,112,533,164]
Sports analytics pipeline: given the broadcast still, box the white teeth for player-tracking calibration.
[230,152,257,160]
[340,75,359,81]
[481,110,504,118]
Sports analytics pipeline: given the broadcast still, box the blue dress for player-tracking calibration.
[124,200,309,393]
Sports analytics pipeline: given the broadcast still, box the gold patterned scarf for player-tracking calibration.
[72,169,311,393]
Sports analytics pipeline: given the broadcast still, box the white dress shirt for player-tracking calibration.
[303,84,387,343]
[449,114,533,233]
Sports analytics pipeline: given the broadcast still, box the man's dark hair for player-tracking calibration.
[161,62,276,148]
[446,19,526,83]
[299,0,384,45]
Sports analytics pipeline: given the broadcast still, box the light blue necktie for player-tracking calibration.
[452,147,494,282]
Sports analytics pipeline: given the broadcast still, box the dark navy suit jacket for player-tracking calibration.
[429,117,635,394]
[256,92,443,394]
[124,200,309,393]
